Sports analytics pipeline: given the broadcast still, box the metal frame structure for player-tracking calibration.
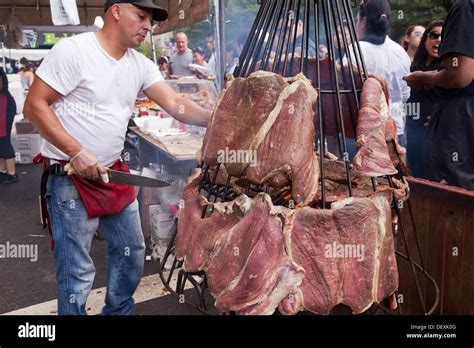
[158,0,439,316]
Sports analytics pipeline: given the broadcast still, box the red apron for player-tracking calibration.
[35,154,137,250]
[69,160,136,219]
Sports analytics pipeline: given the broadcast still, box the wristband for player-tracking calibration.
[70,147,86,162]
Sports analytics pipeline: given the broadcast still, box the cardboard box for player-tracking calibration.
[15,121,37,134]
[12,133,42,164]
[148,204,175,243]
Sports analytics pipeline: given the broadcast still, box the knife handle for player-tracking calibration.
[101,172,110,184]
[64,163,110,183]
[64,163,75,175]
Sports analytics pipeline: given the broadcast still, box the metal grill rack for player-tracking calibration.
[157,0,439,315]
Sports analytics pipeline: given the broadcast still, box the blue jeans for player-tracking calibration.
[46,175,145,315]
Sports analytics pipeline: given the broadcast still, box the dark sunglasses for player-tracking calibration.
[428,31,442,40]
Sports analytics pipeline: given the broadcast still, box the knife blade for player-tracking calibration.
[64,164,170,188]
[106,170,170,188]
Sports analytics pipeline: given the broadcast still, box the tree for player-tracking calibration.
[389,0,447,42]
[136,41,153,60]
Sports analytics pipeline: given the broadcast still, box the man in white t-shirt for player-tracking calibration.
[206,32,217,75]
[23,0,211,315]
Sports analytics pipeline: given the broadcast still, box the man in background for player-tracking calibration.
[169,32,194,77]
[206,31,217,74]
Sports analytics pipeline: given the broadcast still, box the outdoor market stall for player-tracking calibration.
[126,78,218,257]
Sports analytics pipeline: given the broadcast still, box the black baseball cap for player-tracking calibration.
[104,0,168,22]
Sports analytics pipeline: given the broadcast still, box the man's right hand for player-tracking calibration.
[70,148,107,181]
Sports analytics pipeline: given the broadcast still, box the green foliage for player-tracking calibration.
[181,20,213,51]
[389,0,447,42]
[136,41,153,60]
[224,0,260,43]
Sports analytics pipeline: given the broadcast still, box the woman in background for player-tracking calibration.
[406,20,443,178]
[0,67,18,184]
[355,0,411,147]
[191,47,209,79]
[404,0,474,190]
[402,25,425,62]
[158,56,170,79]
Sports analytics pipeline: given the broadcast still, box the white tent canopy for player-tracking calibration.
[0,0,104,26]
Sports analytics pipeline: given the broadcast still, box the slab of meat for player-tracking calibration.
[206,193,304,315]
[176,170,249,272]
[352,77,406,177]
[201,71,319,206]
[201,71,288,174]
[177,172,398,315]
[315,158,409,204]
[245,74,320,206]
[370,190,399,306]
[279,190,398,315]
[322,158,372,187]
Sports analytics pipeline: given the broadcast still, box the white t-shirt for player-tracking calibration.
[348,37,411,135]
[36,32,164,166]
[208,52,217,74]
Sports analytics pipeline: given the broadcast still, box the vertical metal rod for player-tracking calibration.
[250,0,281,74]
[222,175,232,202]
[199,164,210,194]
[299,0,310,75]
[324,0,353,196]
[371,177,377,192]
[235,0,267,77]
[238,0,272,77]
[282,0,296,76]
[315,0,326,209]
[335,0,362,136]
[288,0,302,75]
[388,176,427,314]
[213,0,226,90]
[273,0,292,74]
[344,0,368,79]
[262,0,286,71]
[320,2,341,157]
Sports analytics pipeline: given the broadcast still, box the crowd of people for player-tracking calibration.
[348,0,473,190]
[152,0,473,191]
[2,0,473,192]
[157,31,245,80]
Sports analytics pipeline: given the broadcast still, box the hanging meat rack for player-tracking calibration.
[156,0,439,315]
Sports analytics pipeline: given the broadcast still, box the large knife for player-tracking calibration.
[64,164,170,188]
